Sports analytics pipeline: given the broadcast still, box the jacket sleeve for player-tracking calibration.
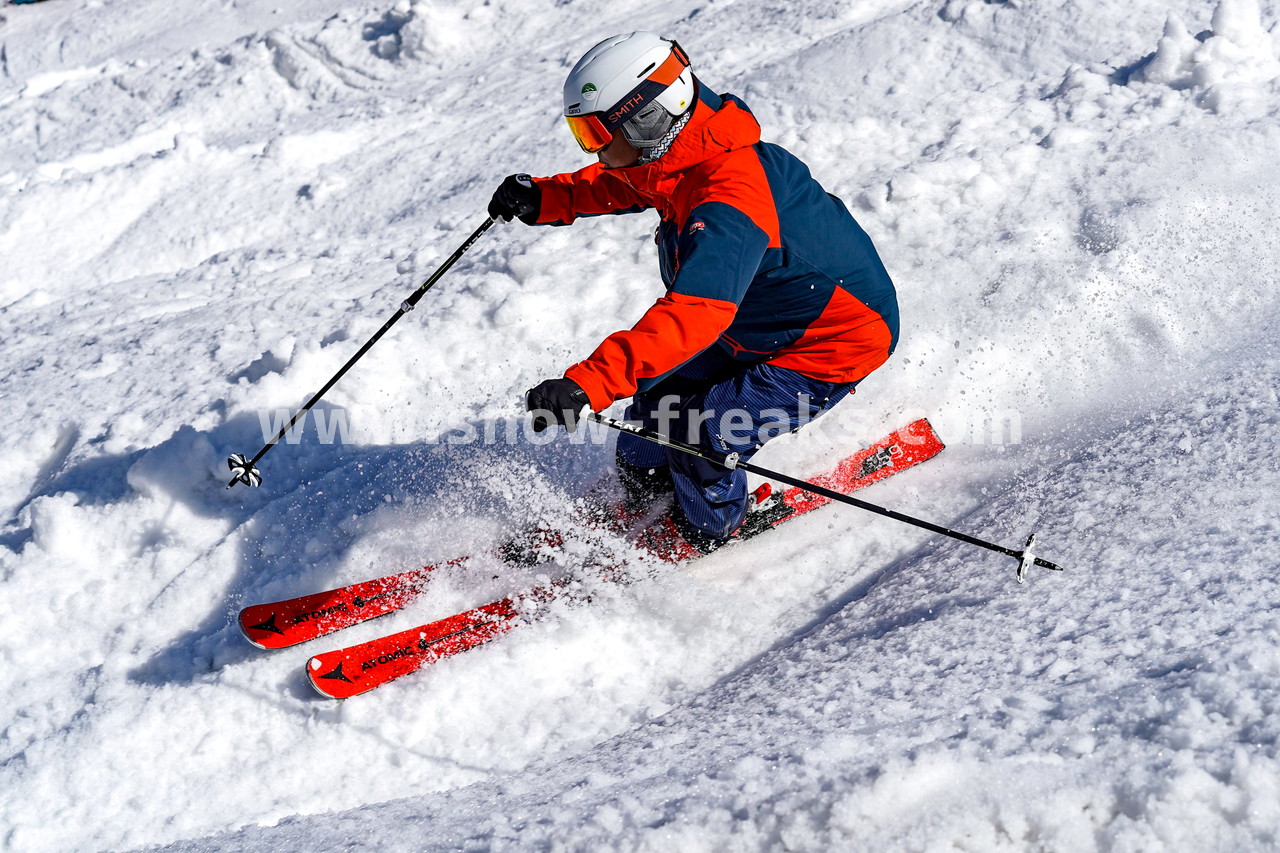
[532,164,651,226]
[565,201,771,409]
[565,292,738,410]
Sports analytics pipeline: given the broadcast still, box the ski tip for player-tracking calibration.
[237,616,269,650]
[240,633,271,651]
[237,608,287,650]
[306,657,366,700]
[307,680,346,700]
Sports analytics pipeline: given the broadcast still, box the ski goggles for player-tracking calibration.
[565,113,614,154]
[564,41,691,154]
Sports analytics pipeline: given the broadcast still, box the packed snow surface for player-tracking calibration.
[1,0,1278,850]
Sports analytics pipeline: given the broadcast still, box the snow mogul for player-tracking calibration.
[489,32,899,552]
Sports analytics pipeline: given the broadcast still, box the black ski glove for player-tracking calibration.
[526,377,591,433]
[488,174,541,224]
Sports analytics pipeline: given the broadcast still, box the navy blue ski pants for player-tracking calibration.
[616,348,853,541]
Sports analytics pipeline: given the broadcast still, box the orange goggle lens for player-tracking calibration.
[565,113,613,154]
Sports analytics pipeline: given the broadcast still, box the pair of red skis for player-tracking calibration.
[238,419,945,698]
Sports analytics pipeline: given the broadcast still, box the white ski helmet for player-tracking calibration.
[562,32,694,154]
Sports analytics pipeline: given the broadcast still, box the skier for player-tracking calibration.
[489,32,899,551]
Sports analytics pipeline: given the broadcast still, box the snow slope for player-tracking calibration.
[1,0,1278,850]
[162,342,1280,852]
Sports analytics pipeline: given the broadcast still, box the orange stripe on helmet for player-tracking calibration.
[648,44,689,87]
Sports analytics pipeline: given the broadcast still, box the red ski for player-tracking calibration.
[239,562,450,649]
[306,596,529,700]
[305,419,944,698]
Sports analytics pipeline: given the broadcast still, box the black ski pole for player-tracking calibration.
[226,216,496,490]
[586,411,1065,583]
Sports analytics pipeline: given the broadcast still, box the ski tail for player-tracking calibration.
[639,418,945,559]
[775,417,944,515]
